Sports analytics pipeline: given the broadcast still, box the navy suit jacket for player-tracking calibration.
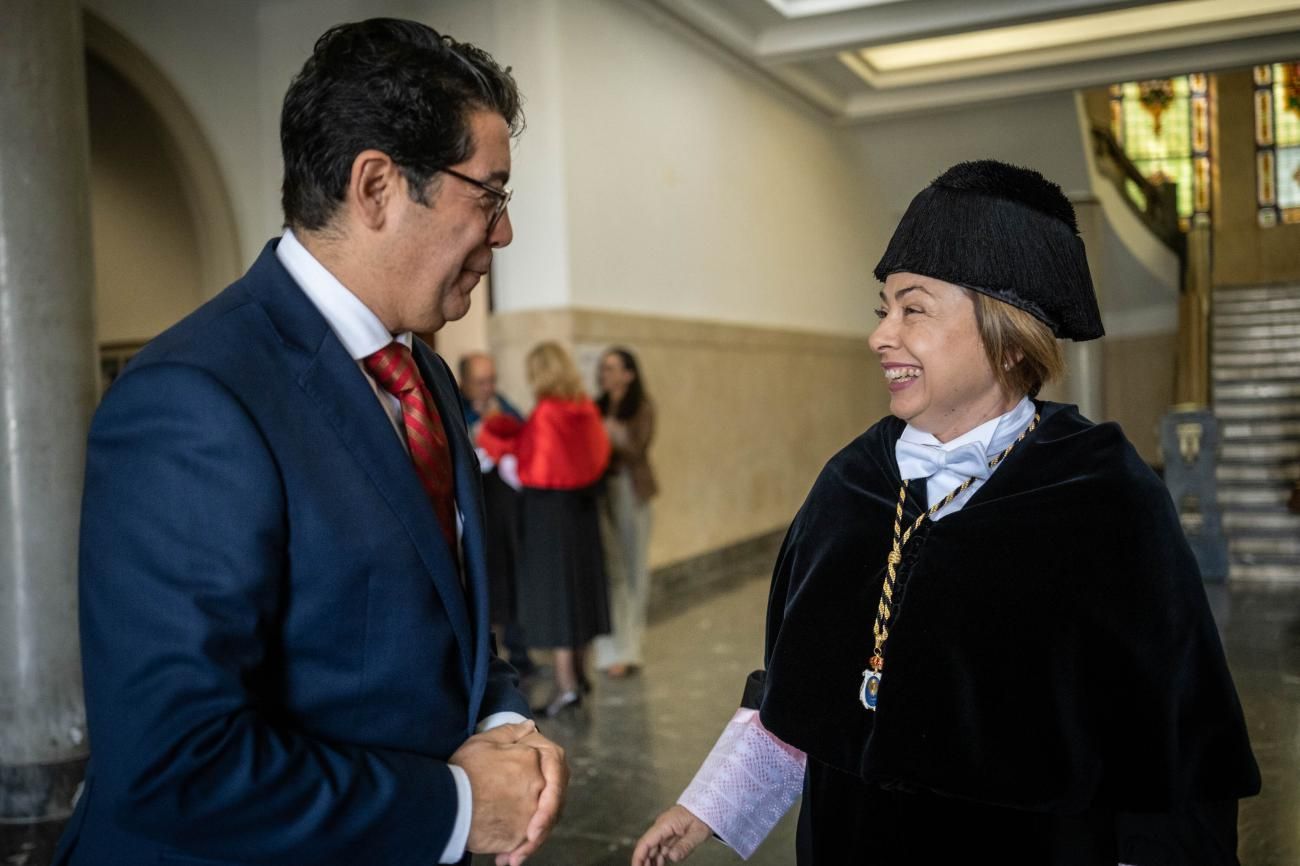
[54,241,528,865]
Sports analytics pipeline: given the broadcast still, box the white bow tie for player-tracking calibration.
[895,439,991,482]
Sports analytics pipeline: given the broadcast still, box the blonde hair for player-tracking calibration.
[972,292,1065,399]
[526,341,586,400]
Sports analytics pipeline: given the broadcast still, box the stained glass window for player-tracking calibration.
[1110,75,1212,230]
[1254,62,1300,226]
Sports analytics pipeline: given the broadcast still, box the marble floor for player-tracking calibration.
[521,575,1300,866]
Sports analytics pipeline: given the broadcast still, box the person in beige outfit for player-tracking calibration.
[594,347,659,677]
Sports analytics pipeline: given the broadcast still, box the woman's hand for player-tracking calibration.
[604,416,631,450]
[631,805,712,865]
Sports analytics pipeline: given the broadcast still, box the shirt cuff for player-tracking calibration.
[439,764,473,863]
[677,708,806,859]
[477,711,529,733]
[442,713,528,861]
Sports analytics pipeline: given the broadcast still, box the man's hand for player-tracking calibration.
[631,805,712,866]
[494,728,569,866]
[450,721,545,854]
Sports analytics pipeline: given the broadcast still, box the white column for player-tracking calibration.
[1067,340,1104,421]
[0,0,96,858]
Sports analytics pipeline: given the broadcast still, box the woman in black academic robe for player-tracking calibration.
[633,161,1259,866]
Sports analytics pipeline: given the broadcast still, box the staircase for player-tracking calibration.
[1212,283,1300,583]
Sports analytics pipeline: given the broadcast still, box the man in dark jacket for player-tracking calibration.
[56,19,565,866]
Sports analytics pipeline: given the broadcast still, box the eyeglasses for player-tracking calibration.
[439,167,512,234]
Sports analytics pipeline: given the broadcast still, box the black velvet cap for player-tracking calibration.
[874,160,1104,341]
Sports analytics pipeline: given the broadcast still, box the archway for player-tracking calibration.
[82,12,240,384]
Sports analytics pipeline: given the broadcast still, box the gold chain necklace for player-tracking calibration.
[859,413,1040,711]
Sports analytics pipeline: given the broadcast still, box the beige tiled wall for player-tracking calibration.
[488,308,888,569]
[1103,333,1178,466]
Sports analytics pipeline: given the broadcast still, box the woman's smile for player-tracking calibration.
[883,364,922,392]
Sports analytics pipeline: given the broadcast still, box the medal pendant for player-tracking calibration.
[859,668,881,711]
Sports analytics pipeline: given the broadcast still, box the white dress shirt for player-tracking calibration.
[276,230,525,862]
[895,396,1036,520]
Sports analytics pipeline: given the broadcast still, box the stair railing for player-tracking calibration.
[1089,124,1210,406]
[1089,124,1185,260]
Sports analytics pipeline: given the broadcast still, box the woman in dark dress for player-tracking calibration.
[633,161,1259,865]
[478,341,611,717]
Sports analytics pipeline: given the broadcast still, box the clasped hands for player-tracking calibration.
[449,720,568,866]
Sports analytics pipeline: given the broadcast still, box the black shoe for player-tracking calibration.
[532,690,582,718]
[577,671,592,694]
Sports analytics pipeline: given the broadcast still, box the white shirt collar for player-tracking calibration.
[276,228,411,360]
[898,395,1036,456]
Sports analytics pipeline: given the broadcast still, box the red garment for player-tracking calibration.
[478,397,610,490]
[364,343,457,554]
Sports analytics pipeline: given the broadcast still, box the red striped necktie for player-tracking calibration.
[364,342,458,555]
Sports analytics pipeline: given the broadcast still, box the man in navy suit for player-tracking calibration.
[54,19,565,866]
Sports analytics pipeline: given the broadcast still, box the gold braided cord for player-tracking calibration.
[868,413,1039,673]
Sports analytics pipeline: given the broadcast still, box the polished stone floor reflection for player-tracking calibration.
[1217,585,1300,866]
[524,576,1300,866]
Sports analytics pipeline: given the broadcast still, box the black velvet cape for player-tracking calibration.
[754,402,1260,863]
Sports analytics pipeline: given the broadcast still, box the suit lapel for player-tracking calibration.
[297,336,475,688]
[242,243,476,689]
[415,344,491,722]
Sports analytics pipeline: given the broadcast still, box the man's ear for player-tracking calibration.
[347,149,399,231]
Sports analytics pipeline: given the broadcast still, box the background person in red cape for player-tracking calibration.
[479,342,612,717]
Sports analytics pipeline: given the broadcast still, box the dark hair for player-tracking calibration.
[280,18,523,231]
[596,347,647,421]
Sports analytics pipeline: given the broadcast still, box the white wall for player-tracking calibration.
[546,0,884,336]
[847,91,1093,230]
[490,0,574,313]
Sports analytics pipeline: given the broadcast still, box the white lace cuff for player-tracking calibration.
[677,708,806,859]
